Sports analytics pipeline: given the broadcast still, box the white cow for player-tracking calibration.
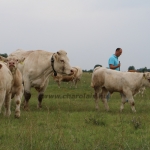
[91,67,150,112]
[0,61,13,117]
[9,49,73,110]
[52,66,82,88]
[0,56,25,117]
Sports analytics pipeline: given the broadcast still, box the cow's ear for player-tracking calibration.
[18,57,25,64]
[0,56,8,62]
[54,53,59,61]
[56,52,59,55]
[143,73,146,79]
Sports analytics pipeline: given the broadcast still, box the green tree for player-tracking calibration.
[128,66,135,71]
[0,53,8,58]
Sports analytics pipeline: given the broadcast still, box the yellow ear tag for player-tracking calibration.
[20,61,23,64]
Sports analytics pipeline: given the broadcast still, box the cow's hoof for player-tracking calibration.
[15,113,20,118]
[24,106,29,111]
[37,105,42,109]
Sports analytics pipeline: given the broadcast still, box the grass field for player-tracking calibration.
[0,72,150,150]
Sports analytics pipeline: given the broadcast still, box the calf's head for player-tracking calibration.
[0,56,25,74]
[52,50,73,75]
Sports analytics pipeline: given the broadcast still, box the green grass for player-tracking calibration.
[0,72,150,150]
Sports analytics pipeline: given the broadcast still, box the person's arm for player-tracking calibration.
[109,63,121,70]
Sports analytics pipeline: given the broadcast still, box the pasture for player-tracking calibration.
[0,72,150,150]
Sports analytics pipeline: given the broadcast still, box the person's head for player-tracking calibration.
[115,48,122,57]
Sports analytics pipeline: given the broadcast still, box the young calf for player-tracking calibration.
[52,66,82,88]
[0,56,24,118]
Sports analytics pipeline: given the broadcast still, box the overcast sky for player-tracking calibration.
[0,0,150,71]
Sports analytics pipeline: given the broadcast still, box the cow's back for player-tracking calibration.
[9,49,34,74]
[23,50,53,76]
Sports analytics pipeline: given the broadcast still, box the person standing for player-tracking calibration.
[106,48,122,100]
[108,48,122,70]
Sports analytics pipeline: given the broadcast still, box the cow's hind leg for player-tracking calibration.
[24,91,31,110]
[101,87,109,111]
[93,86,101,110]
[36,78,49,109]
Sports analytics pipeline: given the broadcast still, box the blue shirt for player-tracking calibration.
[108,54,119,71]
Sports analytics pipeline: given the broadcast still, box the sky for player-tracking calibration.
[0,0,150,71]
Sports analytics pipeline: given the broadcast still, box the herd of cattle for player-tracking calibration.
[0,49,150,118]
[0,49,82,118]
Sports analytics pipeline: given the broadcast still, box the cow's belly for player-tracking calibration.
[30,77,49,89]
[31,78,43,87]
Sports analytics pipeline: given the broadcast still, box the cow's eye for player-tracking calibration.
[60,60,64,63]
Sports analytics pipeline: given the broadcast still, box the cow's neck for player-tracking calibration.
[51,54,57,76]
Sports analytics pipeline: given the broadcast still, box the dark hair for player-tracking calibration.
[116,48,121,51]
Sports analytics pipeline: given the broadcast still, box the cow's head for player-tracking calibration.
[52,50,73,75]
[0,56,25,74]
[143,72,150,86]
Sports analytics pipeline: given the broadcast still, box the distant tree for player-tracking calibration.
[88,69,93,73]
[143,67,147,72]
[0,53,8,58]
[128,66,135,71]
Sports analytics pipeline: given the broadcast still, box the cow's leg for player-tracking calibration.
[93,86,101,110]
[56,81,60,88]
[23,80,31,110]
[36,78,49,109]
[70,81,73,88]
[0,90,6,113]
[74,79,78,88]
[120,93,127,112]
[24,91,31,110]
[125,92,136,112]
[4,92,12,117]
[14,86,24,118]
[129,97,136,112]
[101,88,109,111]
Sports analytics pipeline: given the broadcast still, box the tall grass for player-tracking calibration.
[0,72,150,150]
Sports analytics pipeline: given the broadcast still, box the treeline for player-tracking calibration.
[0,53,8,58]
[128,66,150,73]
[83,65,150,73]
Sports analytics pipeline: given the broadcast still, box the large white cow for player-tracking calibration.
[9,49,73,110]
[91,67,150,112]
[0,61,13,117]
[52,66,82,88]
